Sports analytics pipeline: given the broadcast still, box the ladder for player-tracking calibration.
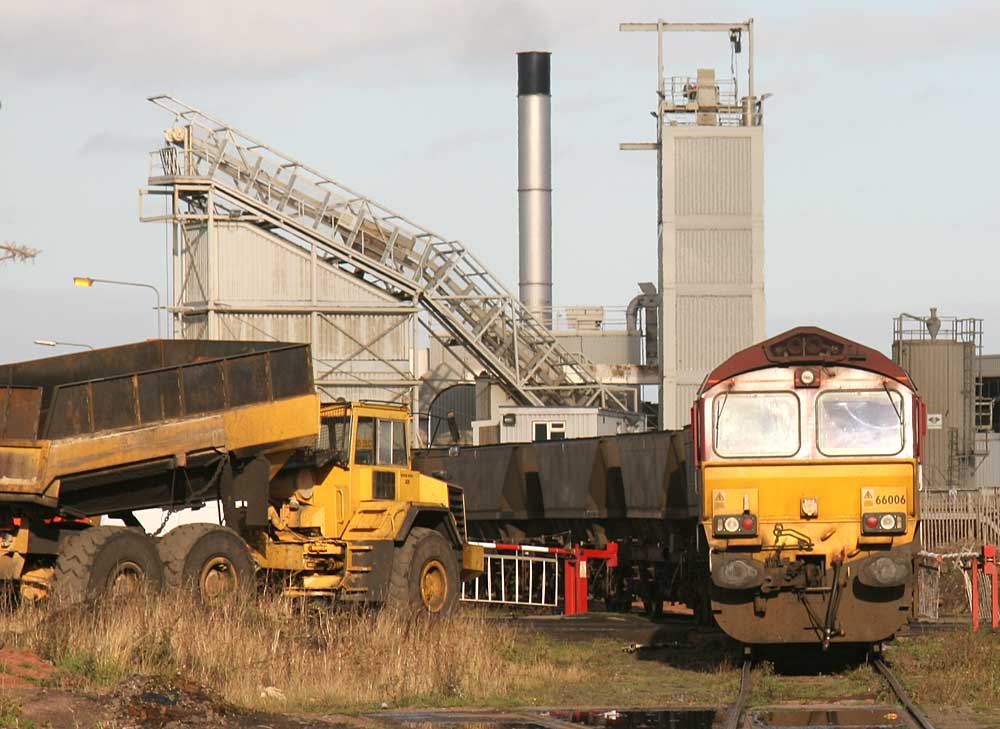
[146,96,629,410]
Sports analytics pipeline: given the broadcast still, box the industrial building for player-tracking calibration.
[621,21,767,430]
[138,20,765,443]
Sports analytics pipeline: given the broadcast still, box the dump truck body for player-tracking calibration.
[0,342,480,611]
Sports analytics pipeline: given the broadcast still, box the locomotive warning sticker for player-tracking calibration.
[711,489,758,515]
[860,486,908,509]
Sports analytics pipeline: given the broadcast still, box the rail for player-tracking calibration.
[872,656,935,729]
[720,660,751,729]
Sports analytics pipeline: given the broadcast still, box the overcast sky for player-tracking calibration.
[2,0,998,364]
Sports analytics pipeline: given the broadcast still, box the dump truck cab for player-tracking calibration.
[261,401,480,610]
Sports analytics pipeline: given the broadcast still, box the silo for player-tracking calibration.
[892,312,985,491]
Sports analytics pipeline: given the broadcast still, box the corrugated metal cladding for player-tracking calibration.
[675,296,753,371]
[659,126,765,430]
[673,384,701,430]
[216,313,310,342]
[677,229,753,284]
[317,384,407,404]
[313,314,410,361]
[894,340,973,490]
[551,332,641,366]
[174,220,415,406]
[675,137,752,216]
[181,224,208,304]
[976,433,1000,488]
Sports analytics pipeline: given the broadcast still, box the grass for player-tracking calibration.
[0,697,47,729]
[1,593,998,719]
[889,630,1000,716]
[0,595,741,714]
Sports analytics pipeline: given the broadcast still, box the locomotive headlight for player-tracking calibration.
[724,516,740,533]
[879,514,897,531]
[800,497,819,518]
[799,368,816,385]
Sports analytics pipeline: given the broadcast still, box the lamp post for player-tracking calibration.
[73,277,163,338]
[34,340,94,351]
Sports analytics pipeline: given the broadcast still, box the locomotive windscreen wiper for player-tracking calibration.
[883,383,903,424]
[714,391,729,437]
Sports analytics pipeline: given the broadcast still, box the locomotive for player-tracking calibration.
[415,326,922,647]
[694,326,921,647]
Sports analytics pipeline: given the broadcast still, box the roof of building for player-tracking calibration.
[700,326,915,393]
[979,354,1000,379]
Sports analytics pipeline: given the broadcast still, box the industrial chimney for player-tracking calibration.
[517,51,552,328]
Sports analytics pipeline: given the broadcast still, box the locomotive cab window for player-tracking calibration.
[817,389,904,456]
[713,392,800,458]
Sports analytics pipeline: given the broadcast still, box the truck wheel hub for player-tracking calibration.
[107,561,144,596]
[200,557,237,599]
[420,560,448,612]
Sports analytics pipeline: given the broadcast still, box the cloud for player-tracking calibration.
[0,0,560,81]
[3,1,997,91]
[77,131,160,157]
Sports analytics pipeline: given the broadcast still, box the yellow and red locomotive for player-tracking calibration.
[692,327,923,646]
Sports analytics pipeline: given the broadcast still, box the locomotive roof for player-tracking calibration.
[700,326,915,393]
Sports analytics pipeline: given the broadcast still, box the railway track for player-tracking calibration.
[872,654,935,729]
[722,652,934,729]
[721,658,752,729]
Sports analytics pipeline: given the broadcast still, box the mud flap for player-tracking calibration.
[220,456,270,528]
[340,540,395,603]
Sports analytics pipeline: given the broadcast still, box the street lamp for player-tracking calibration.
[73,276,162,338]
[34,340,94,351]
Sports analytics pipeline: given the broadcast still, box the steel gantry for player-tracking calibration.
[140,96,632,410]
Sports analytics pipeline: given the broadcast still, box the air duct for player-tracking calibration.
[517,51,552,328]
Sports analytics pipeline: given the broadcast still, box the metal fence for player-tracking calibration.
[461,550,561,609]
[920,489,1000,551]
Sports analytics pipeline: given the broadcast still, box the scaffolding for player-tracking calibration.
[140,96,633,411]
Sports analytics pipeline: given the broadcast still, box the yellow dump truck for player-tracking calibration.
[0,340,481,612]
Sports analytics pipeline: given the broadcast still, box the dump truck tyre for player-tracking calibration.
[388,527,460,616]
[158,524,255,601]
[53,526,164,603]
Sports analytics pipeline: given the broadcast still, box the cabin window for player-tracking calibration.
[376,418,409,466]
[817,390,904,456]
[713,392,800,457]
[321,415,352,459]
[355,417,376,464]
[533,421,566,442]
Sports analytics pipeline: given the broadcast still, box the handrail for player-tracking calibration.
[145,96,635,411]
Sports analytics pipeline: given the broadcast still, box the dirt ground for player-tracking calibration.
[0,672,367,728]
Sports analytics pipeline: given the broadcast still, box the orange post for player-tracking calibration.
[984,544,998,630]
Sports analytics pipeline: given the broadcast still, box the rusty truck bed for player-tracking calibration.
[0,340,318,515]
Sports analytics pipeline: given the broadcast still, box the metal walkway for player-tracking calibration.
[144,96,630,409]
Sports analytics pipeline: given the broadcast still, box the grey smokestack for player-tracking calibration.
[517,51,552,328]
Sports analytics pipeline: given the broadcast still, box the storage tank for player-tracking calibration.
[892,311,986,491]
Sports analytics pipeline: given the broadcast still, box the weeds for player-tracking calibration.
[8,593,534,711]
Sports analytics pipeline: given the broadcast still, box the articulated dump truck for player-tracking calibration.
[0,340,482,612]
